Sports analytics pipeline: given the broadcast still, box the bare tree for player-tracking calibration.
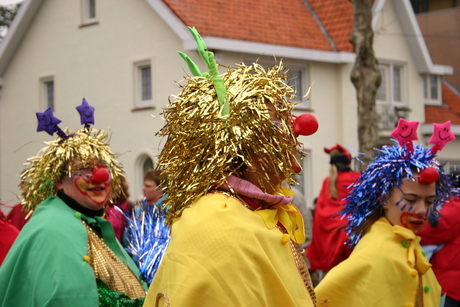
[0,2,21,42]
[349,0,381,168]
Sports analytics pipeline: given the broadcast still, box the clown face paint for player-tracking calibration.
[384,177,436,234]
[57,159,112,211]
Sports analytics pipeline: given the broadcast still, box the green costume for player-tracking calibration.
[0,195,145,306]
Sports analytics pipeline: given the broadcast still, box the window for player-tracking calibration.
[134,61,153,108]
[244,57,309,109]
[376,63,407,130]
[40,77,55,111]
[438,159,460,174]
[286,67,311,109]
[423,75,441,105]
[136,154,154,201]
[294,149,313,210]
[287,69,303,103]
[81,0,97,25]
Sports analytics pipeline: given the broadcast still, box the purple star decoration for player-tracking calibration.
[36,107,62,136]
[76,98,95,128]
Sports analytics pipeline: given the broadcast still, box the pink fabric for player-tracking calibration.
[219,175,293,208]
[106,200,131,242]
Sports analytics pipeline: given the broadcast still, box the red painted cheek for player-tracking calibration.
[400,212,411,228]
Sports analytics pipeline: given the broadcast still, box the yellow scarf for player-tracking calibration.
[255,185,306,244]
[393,225,432,274]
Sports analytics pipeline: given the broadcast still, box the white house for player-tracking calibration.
[0,0,454,211]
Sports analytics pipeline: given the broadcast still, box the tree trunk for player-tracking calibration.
[349,0,381,169]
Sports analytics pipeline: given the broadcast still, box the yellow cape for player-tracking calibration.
[315,217,441,307]
[144,193,315,307]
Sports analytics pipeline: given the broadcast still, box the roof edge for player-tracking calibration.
[0,0,45,76]
[146,0,192,41]
[185,36,356,63]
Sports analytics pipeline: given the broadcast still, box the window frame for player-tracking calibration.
[243,57,310,110]
[375,62,407,131]
[81,0,98,26]
[40,76,55,111]
[134,60,154,109]
[136,154,154,201]
[423,74,442,106]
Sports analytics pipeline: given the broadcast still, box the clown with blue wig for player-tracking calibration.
[315,119,459,307]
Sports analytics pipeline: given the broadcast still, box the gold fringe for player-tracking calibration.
[84,221,146,299]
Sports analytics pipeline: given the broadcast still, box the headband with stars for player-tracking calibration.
[21,98,124,213]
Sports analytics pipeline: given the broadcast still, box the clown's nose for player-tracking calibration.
[418,167,439,185]
[91,168,110,183]
[293,113,319,137]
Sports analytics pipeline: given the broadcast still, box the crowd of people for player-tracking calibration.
[0,27,459,307]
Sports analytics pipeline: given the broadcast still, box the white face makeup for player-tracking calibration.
[384,177,436,233]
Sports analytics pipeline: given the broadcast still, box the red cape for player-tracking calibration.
[307,171,359,271]
[0,210,20,265]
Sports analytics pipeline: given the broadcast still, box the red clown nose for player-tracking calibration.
[418,167,439,185]
[293,113,319,137]
[91,167,110,183]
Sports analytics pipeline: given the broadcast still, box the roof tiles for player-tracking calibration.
[425,83,460,125]
[162,0,355,51]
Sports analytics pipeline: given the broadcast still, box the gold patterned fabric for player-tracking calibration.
[83,221,146,300]
[283,227,316,306]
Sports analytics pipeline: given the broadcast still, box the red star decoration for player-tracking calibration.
[428,121,455,153]
[390,119,419,145]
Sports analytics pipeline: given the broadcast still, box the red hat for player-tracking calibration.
[324,144,351,161]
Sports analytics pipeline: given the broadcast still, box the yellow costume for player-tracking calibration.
[315,217,441,307]
[144,193,315,307]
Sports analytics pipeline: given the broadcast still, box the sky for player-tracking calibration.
[0,0,22,5]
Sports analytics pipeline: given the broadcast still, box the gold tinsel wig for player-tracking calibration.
[157,27,314,224]
[21,100,124,214]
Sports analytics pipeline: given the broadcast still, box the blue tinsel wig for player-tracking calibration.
[342,143,458,248]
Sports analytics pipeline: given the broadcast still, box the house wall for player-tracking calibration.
[417,8,460,91]
[0,0,203,204]
[374,0,426,131]
[0,0,447,211]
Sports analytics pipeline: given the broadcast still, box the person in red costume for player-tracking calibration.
[419,171,460,307]
[6,204,28,230]
[5,172,31,230]
[307,144,360,285]
[0,208,20,265]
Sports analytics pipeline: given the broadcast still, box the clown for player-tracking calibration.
[144,27,318,307]
[0,100,146,307]
[315,119,459,307]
